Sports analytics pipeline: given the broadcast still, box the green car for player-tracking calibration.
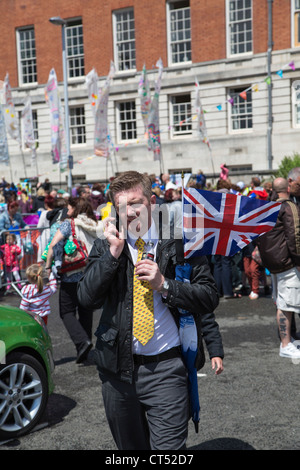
[0,305,54,440]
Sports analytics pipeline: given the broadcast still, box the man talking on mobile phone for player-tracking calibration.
[78,171,223,450]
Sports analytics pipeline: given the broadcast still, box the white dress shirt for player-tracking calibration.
[127,223,180,355]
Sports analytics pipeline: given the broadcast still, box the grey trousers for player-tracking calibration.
[100,356,189,450]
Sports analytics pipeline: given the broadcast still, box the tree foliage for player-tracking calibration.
[275,152,300,178]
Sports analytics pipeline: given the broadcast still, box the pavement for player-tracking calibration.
[1,282,300,452]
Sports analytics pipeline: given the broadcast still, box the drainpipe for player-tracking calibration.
[267,0,273,170]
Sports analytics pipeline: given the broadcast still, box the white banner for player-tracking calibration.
[195,79,210,149]
[94,61,115,157]
[0,103,9,164]
[148,58,163,161]
[86,68,100,119]
[138,64,151,134]
[21,95,36,166]
[45,68,67,169]
[3,73,20,143]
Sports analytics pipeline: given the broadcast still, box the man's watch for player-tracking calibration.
[160,280,170,296]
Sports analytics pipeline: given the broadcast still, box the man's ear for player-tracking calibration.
[150,194,156,208]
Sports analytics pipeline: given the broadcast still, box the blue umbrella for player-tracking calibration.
[176,263,200,433]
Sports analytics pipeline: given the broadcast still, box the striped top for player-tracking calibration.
[20,272,57,317]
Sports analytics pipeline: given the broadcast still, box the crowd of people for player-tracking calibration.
[1,164,300,449]
[0,176,107,363]
[0,171,298,312]
[0,168,298,309]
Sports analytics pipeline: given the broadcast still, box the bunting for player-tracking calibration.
[94,61,115,157]
[1,56,295,180]
[148,58,163,161]
[45,68,67,169]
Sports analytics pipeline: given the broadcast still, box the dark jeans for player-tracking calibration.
[213,255,233,297]
[59,281,93,351]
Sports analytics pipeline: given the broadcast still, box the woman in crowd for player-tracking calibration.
[37,194,55,263]
[46,197,103,363]
[31,187,46,212]
[0,201,28,243]
[18,189,32,214]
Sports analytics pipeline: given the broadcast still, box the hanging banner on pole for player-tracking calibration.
[0,103,10,164]
[3,73,20,143]
[148,58,163,161]
[138,64,151,134]
[21,96,37,167]
[94,61,115,157]
[45,68,67,169]
[86,68,100,120]
[195,79,210,149]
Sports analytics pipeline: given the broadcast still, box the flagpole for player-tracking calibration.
[105,154,108,183]
[109,154,115,177]
[20,145,27,179]
[34,148,39,180]
[159,148,164,175]
[113,148,118,174]
[0,84,12,182]
[8,159,13,183]
[209,146,215,185]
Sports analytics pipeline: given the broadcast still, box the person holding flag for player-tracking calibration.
[78,170,223,450]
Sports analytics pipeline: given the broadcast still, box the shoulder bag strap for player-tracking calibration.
[70,218,77,238]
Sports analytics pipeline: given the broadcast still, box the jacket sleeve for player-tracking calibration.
[163,255,219,316]
[16,213,26,228]
[77,239,120,310]
[0,214,8,232]
[15,245,21,256]
[201,310,224,359]
[19,290,30,311]
[283,201,300,265]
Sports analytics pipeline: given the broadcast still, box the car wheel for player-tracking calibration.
[0,352,48,440]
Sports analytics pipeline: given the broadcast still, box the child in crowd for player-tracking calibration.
[0,232,22,291]
[20,264,57,325]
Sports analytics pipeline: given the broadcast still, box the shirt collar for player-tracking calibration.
[127,219,159,249]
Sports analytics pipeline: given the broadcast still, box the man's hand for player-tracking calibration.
[135,259,164,292]
[104,217,125,259]
[211,357,224,375]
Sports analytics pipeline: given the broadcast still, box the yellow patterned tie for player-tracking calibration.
[133,237,154,345]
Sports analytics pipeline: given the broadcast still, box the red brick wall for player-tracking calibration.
[0,0,293,88]
[191,0,227,63]
[253,0,268,53]
[272,0,291,51]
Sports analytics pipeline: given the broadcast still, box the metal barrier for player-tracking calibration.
[0,226,49,297]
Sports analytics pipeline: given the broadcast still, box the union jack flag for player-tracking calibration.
[183,188,281,258]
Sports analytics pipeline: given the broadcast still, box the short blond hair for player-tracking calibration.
[109,171,152,204]
[26,264,45,293]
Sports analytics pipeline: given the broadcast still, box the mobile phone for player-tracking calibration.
[115,213,120,232]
